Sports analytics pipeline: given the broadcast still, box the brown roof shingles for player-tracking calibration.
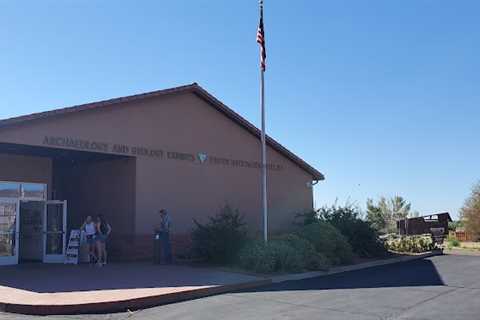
[0,83,324,180]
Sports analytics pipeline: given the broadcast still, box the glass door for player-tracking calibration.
[43,201,67,263]
[19,201,45,262]
[0,198,19,265]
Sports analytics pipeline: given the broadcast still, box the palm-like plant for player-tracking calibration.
[389,196,412,221]
[367,196,412,234]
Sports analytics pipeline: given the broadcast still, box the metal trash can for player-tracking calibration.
[153,232,162,264]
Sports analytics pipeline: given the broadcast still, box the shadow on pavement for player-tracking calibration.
[0,263,260,293]
[244,258,445,292]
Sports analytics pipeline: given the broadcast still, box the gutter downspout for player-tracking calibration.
[310,180,320,210]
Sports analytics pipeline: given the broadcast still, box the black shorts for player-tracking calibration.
[86,235,95,244]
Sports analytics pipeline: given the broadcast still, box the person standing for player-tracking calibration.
[95,214,112,267]
[155,209,172,264]
[81,216,97,264]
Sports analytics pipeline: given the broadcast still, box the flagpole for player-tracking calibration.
[258,0,268,243]
[261,64,268,243]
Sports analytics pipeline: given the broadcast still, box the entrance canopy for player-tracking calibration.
[0,142,136,264]
[0,142,129,167]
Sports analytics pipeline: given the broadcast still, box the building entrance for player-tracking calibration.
[19,201,44,262]
[0,181,67,266]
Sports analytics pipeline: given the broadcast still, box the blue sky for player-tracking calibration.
[1,1,478,219]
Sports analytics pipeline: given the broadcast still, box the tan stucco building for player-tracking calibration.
[0,83,323,264]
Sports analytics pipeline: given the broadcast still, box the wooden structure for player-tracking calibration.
[397,212,452,236]
[452,228,475,242]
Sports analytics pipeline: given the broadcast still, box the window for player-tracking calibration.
[21,183,47,200]
[0,182,21,198]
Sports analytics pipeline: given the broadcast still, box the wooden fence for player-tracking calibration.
[449,230,475,242]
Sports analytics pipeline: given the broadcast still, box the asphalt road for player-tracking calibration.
[1,254,479,320]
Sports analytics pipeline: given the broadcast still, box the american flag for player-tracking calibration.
[256,0,266,71]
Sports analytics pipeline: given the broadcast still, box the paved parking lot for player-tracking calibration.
[1,254,479,320]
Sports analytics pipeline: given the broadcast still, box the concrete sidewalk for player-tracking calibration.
[0,263,269,315]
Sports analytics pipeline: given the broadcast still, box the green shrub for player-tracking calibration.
[448,238,460,247]
[299,222,354,265]
[191,205,248,264]
[275,234,330,271]
[272,241,305,272]
[318,204,387,258]
[295,210,320,226]
[237,241,275,273]
[238,240,305,273]
[385,234,435,253]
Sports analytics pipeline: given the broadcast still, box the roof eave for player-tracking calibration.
[0,83,325,181]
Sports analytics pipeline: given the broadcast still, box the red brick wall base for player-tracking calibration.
[106,233,193,262]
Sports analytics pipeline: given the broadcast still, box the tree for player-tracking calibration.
[366,196,413,234]
[366,198,388,233]
[460,182,480,240]
[448,220,464,231]
[387,196,412,220]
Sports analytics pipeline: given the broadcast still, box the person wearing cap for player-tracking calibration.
[155,209,172,264]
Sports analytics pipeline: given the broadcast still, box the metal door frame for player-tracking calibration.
[0,198,20,265]
[43,200,67,263]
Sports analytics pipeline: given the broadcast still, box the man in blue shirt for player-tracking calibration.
[156,209,172,264]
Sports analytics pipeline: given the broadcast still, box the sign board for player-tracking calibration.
[64,229,81,265]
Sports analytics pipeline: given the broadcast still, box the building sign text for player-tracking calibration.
[43,136,282,171]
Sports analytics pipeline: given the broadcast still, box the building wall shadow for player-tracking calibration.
[241,259,445,293]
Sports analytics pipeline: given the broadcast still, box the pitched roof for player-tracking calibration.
[0,83,324,180]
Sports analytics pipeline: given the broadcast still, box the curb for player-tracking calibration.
[0,279,272,316]
[270,250,442,283]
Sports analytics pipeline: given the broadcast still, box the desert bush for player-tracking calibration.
[297,205,387,258]
[348,220,387,257]
[238,240,305,273]
[447,237,460,248]
[295,210,320,226]
[299,222,354,265]
[191,205,248,264]
[318,204,387,258]
[275,233,330,271]
[385,234,435,253]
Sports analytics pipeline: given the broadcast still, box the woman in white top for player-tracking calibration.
[81,216,97,263]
